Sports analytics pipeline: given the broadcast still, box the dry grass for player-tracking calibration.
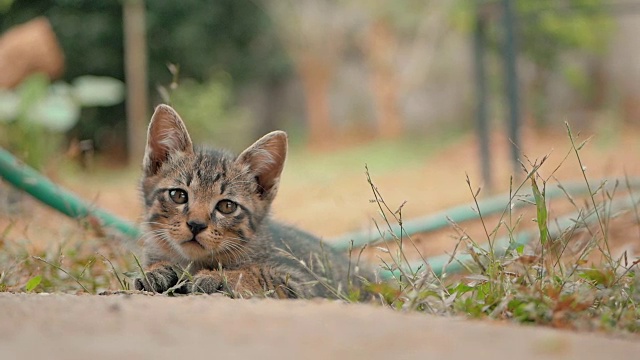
[364,124,640,334]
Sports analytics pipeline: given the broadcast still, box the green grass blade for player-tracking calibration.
[24,275,42,292]
[531,177,549,246]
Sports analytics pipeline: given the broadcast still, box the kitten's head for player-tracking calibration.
[140,104,287,265]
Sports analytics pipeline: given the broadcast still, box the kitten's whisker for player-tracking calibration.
[219,241,239,263]
[141,229,186,259]
[137,229,167,245]
[140,221,172,228]
[139,229,169,240]
[219,240,250,264]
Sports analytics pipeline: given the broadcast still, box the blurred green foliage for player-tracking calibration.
[453,0,612,68]
[514,0,612,69]
[0,73,53,168]
[0,0,291,153]
[169,74,252,152]
[454,0,613,127]
[515,0,613,127]
[0,73,125,168]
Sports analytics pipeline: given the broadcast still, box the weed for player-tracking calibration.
[0,224,136,294]
[366,123,640,334]
[365,164,449,312]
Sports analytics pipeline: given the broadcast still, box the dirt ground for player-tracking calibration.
[1,124,640,358]
[1,293,639,360]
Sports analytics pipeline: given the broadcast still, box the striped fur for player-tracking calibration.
[135,105,366,298]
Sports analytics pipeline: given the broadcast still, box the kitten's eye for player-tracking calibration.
[215,200,237,214]
[168,189,188,204]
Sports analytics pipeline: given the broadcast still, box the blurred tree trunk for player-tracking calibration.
[587,57,607,110]
[262,0,344,148]
[255,77,286,138]
[357,2,450,139]
[123,0,148,165]
[530,66,550,129]
[298,55,333,146]
[365,19,402,139]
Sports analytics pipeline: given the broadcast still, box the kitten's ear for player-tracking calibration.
[237,131,288,199]
[143,104,193,176]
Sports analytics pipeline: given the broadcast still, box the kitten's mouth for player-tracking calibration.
[183,237,205,249]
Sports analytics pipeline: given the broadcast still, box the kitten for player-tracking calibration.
[134,105,366,298]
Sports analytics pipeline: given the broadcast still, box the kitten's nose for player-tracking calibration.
[187,220,208,235]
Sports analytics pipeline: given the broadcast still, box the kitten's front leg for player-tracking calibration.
[134,262,188,293]
[189,267,294,298]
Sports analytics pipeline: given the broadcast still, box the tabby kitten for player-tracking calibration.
[134,105,361,298]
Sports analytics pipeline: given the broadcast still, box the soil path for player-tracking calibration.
[1,293,638,359]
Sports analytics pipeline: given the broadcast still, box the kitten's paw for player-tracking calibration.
[134,264,179,293]
[188,268,274,297]
[189,272,224,294]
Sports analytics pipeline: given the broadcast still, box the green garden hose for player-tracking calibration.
[0,147,140,238]
[330,179,640,251]
[379,194,640,280]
